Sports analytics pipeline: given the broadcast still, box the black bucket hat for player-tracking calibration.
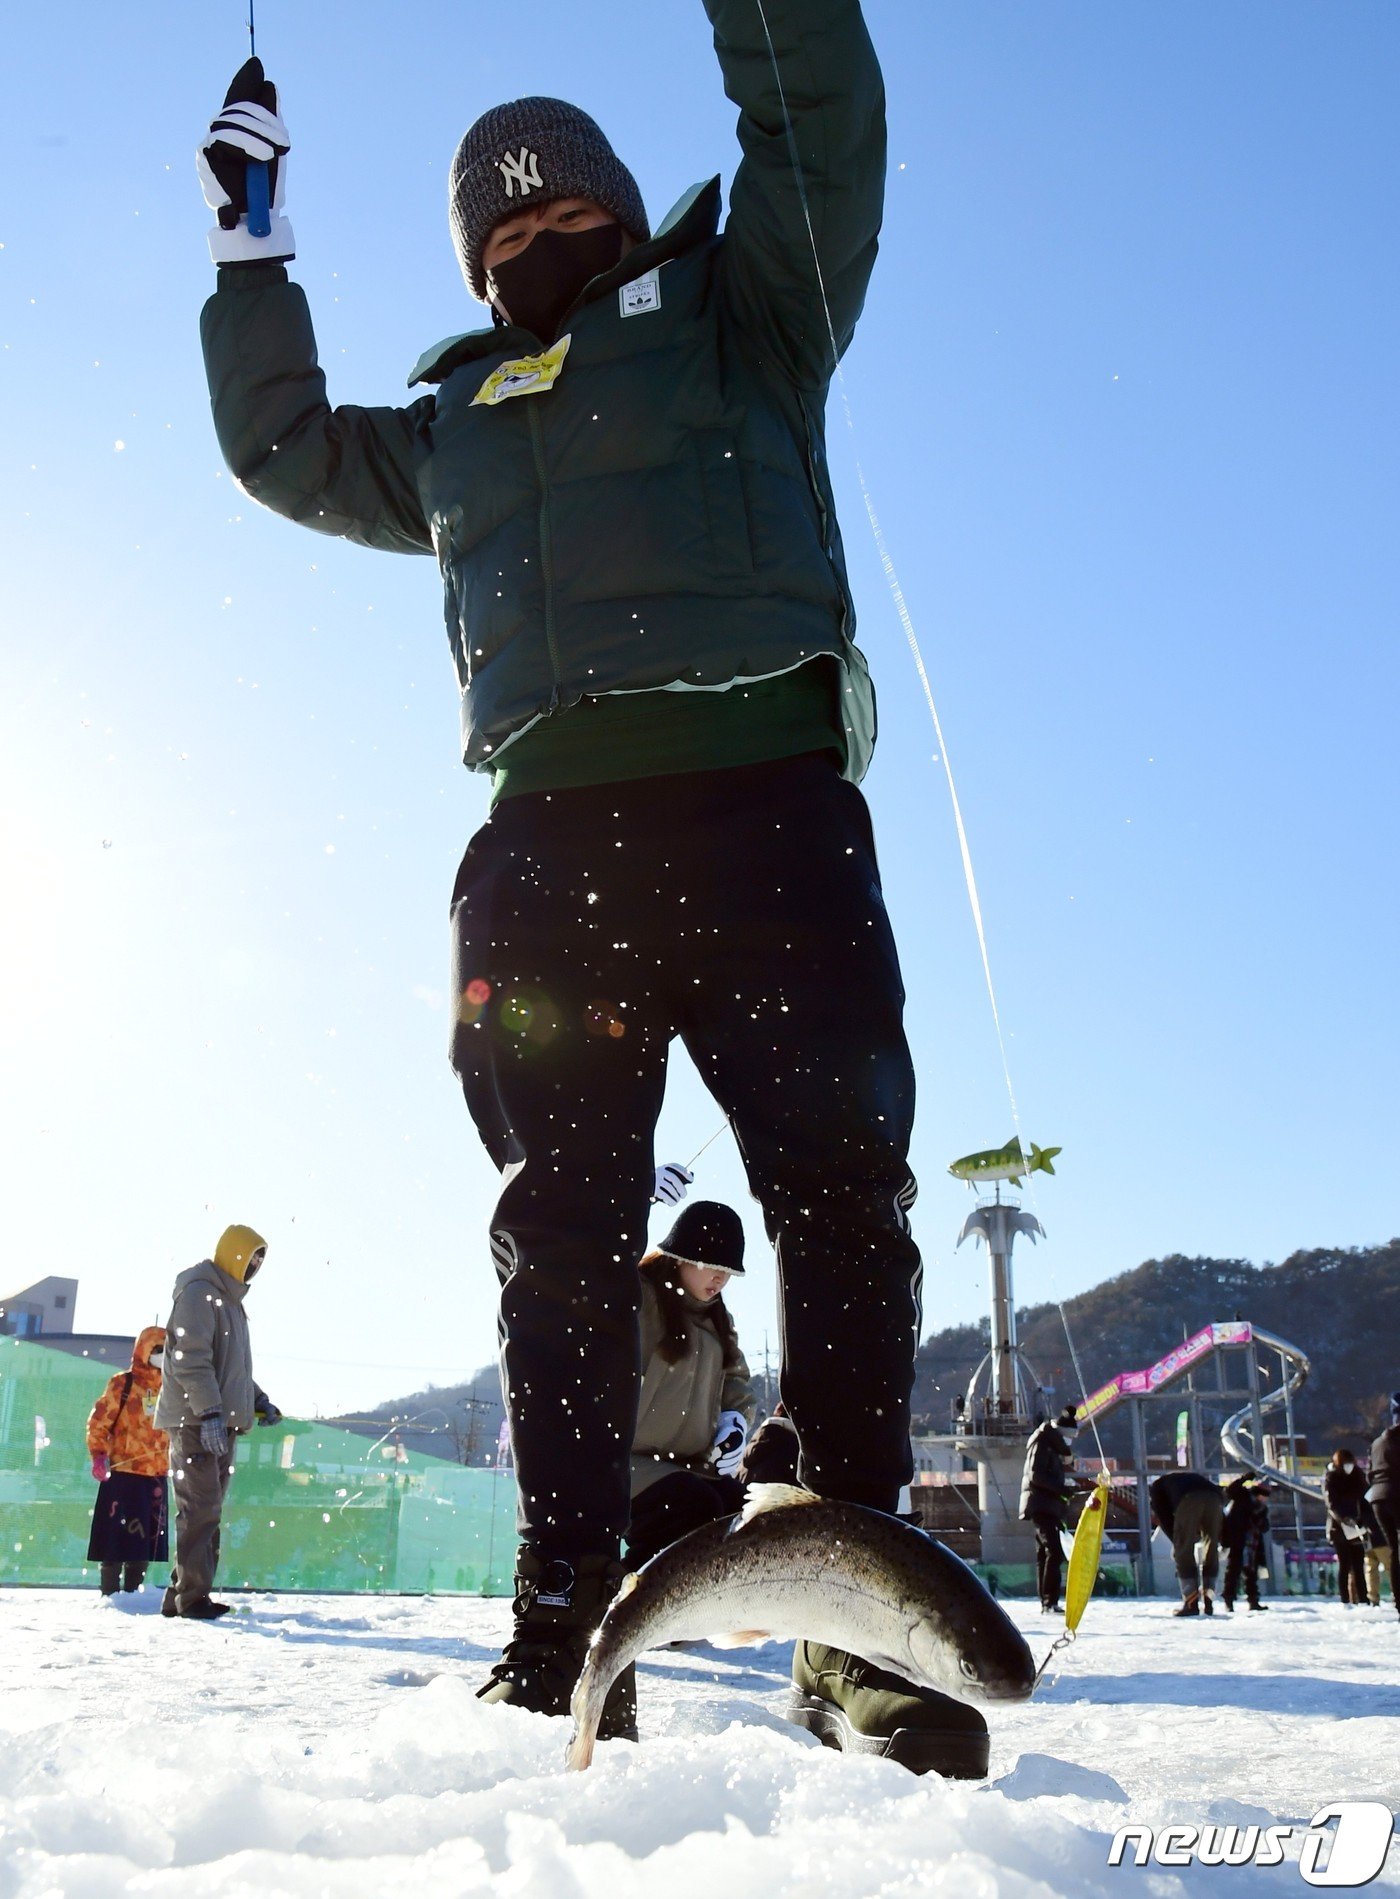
[658,1201,746,1277]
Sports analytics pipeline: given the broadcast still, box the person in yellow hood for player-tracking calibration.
[154,1224,283,1620]
[85,1325,170,1595]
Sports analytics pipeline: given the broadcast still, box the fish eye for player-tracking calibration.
[959,1657,978,1680]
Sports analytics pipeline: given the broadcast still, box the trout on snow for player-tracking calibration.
[567,1484,1036,1769]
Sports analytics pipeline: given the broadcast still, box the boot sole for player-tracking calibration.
[785,1691,990,1779]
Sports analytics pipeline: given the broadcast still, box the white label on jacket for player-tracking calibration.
[620,270,661,317]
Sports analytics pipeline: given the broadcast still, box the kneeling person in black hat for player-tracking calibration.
[625,1202,756,1570]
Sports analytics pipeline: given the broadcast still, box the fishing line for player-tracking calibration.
[751,15,1123,1665]
[1057,1299,1109,1472]
[1033,1626,1075,1688]
[750,0,1027,1158]
[751,3,1105,1456]
[686,1115,732,1171]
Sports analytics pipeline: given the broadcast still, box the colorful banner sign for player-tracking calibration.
[1079,1321,1254,1422]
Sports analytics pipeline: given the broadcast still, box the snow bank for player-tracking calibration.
[1,1592,1395,1896]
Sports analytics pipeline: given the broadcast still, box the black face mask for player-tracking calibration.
[490,223,626,341]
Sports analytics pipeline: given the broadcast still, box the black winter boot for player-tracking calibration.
[1173,1590,1201,1618]
[99,1563,121,1596]
[787,1642,990,1778]
[477,1550,637,1741]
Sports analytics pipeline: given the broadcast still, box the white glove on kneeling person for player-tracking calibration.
[652,1162,694,1207]
[710,1409,748,1477]
[197,56,294,266]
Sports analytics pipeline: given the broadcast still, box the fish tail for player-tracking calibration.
[565,1719,596,1772]
[566,1665,604,1771]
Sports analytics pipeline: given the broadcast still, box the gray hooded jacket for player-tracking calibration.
[154,1260,265,1432]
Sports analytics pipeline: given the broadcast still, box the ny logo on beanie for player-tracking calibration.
[498,148,544,198]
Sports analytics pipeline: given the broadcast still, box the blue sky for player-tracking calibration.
[2,3,1396,1419]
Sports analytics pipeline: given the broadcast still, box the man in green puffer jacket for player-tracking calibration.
[197,1,979,1773]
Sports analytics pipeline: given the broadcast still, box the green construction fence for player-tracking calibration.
[0,1336,516,1594]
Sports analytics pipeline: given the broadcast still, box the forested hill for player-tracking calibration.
[331,1369,504,1465]
[913,1239,1400,1456]
[338,1240,1399,1466]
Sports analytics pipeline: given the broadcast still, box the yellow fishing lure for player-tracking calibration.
[1064,1470,1112,1633]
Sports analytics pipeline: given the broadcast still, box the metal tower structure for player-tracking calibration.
[950,1190,1050,1567]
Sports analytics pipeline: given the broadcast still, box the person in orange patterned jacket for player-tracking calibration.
[85,1326,171,1595]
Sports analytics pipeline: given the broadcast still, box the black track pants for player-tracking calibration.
[450,755,922,1557]
[1032,1512,1064,1608]
[1222,1544,1262,1608]
[1330,1528,1368,1604]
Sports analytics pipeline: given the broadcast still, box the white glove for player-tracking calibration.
[197,57,295,266]
[652,1162,694,1207]
[710,1410,748,1477]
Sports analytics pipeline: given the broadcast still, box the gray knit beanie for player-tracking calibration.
[450,97,650,301]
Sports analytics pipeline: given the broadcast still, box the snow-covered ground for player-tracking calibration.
[1,1589,1396,1897]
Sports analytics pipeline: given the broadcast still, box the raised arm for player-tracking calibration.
[196,61,434,554]
[706,0,886,387]
[202,269,435,553]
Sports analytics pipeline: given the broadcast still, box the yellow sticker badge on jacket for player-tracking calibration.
[472,334,572,407]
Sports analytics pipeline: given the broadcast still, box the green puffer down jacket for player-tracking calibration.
[200,0,885,778]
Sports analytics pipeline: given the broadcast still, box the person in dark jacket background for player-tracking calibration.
[1366,1392,1400,1620]
[1324,1447,1369,1605]
[1019,1407,1080,1613]
[194,1,966,1774]
[1149,1471,1225,1616]
[1220,1475,1271,1613]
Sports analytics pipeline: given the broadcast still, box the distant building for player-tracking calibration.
[910,1433,967,1481]
[0,1277,133,1368]
[0,1276,78,1338]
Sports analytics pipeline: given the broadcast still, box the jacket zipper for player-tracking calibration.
[526,402,563,700]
